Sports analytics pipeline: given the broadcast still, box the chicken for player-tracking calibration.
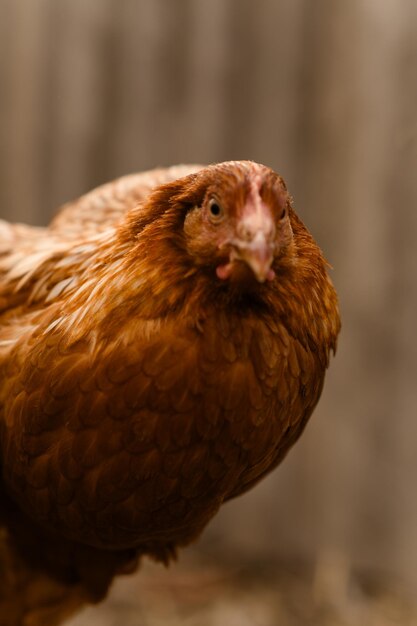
[0,160,340,624]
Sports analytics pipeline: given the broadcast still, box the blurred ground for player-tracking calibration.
[68,550,417,626]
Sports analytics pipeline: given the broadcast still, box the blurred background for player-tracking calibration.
[1,0,416,624]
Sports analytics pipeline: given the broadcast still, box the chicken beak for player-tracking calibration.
[234,231,275,283]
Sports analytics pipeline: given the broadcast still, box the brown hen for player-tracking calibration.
[0,161,340,625]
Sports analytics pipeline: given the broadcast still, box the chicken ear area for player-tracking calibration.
[121,174,204,239]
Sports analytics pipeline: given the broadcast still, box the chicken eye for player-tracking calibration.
[208,199,224,222]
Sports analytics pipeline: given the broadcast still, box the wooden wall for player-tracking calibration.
[0,0,416,591]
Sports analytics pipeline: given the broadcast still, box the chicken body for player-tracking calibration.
[0,161,340,622]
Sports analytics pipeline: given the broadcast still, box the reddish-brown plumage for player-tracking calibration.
[0,161,340,624]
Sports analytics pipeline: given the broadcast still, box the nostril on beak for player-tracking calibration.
[236,223,253,242]
[237,221,275,245]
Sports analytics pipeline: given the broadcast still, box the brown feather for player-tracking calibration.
[0,160,340,622]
